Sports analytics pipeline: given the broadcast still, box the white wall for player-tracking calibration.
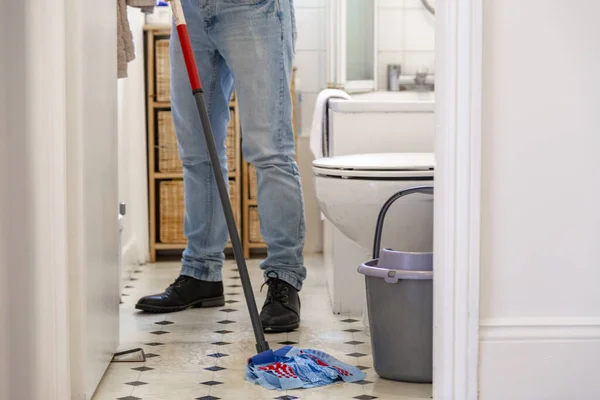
[1,1,119,399]
[118,7,150,274]
[479,1,600,398]
[377,0,435,89]
[1,2,73,398]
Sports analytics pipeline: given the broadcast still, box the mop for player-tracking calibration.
[167,0,366,390]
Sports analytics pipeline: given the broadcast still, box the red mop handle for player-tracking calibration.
[169,0,202,92]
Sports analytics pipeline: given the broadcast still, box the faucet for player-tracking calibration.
[414,71,428,86]
[406,68,434,91]
[388,64,434,92]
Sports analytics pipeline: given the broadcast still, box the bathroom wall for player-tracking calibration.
[377,0,435,89]
[0,1,119,398]
[479,0,600,398]
[118,7,150,272]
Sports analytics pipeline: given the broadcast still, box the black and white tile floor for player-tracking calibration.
[92,255,432,400]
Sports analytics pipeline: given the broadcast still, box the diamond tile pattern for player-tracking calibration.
[131,366,154,372]
[344,340,365,345]
[346,352,367,358]
[200,380,223,386]
[149,330,169,335]
[125,381,148,386]
[205,366,226,372]
[93,257,432,400]
[207,353,228,358]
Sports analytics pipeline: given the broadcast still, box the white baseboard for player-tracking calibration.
[479,317,600,400]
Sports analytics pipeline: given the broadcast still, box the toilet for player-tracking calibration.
[312,152,435,322]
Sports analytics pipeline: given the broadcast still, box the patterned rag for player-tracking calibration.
[245,346,366,390]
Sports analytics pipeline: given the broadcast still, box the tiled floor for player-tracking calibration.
[92,254,432,400]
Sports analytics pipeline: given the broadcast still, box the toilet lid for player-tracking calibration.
[312,152,435,179]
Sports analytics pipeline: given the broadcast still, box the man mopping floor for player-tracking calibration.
[135,0,306,334]
[133,0,366,390]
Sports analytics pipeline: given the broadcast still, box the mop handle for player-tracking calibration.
[169,0,202,92]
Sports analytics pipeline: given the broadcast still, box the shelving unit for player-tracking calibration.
[145,25,241,262]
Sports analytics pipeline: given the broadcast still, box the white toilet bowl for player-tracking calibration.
[312,152,435,318]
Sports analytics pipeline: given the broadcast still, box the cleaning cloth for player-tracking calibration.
[245,346,366,390]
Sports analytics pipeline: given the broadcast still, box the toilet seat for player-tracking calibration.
[312,152,435,179]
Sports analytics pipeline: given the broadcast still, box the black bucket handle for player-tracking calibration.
[372,185,434,259]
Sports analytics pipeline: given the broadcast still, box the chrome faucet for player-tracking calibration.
[415,71,428,86]
[387,66,434,92]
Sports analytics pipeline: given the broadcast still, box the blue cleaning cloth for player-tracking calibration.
[245,346,366,390]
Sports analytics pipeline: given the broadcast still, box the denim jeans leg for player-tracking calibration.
[169,0,235,282]
[213,0,306,290]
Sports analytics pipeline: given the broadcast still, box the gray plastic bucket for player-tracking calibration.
[358,185,433,383]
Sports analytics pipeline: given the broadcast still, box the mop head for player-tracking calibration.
[245,346,366,390]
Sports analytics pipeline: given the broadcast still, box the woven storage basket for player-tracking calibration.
[226,109,236,173]
[159,180,185,243]
[157,111,182,173]
[249,206,263,243]
[155,39,171,102]
[248,164,258,200]
[159,180,238,244]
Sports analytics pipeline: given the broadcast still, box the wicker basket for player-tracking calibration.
[249,206,263,243]
[159,180,238,244]
[157,111,182,172]
[248,164,258,200]
[159,180,186,243]
[226,109,237,173]
[155,39,171,102]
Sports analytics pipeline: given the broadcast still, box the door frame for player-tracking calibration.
[433,0,483,399]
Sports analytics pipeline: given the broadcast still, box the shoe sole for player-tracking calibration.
[135,296,225,313]
[262,321,300,333]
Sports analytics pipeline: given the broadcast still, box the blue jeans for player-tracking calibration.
[170,0,306,290]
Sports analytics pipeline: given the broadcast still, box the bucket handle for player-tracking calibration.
[372,185,434,259]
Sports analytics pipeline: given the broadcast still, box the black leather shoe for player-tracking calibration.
[135,275,224,313]
[260,277,301,333]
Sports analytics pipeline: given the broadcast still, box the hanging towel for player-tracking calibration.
[245,346,366,390]
[309,89,351,160]
[118,0,156,79]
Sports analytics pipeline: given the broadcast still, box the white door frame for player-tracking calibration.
[433,0,482,399]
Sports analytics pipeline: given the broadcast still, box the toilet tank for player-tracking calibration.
[327,90,435,156]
